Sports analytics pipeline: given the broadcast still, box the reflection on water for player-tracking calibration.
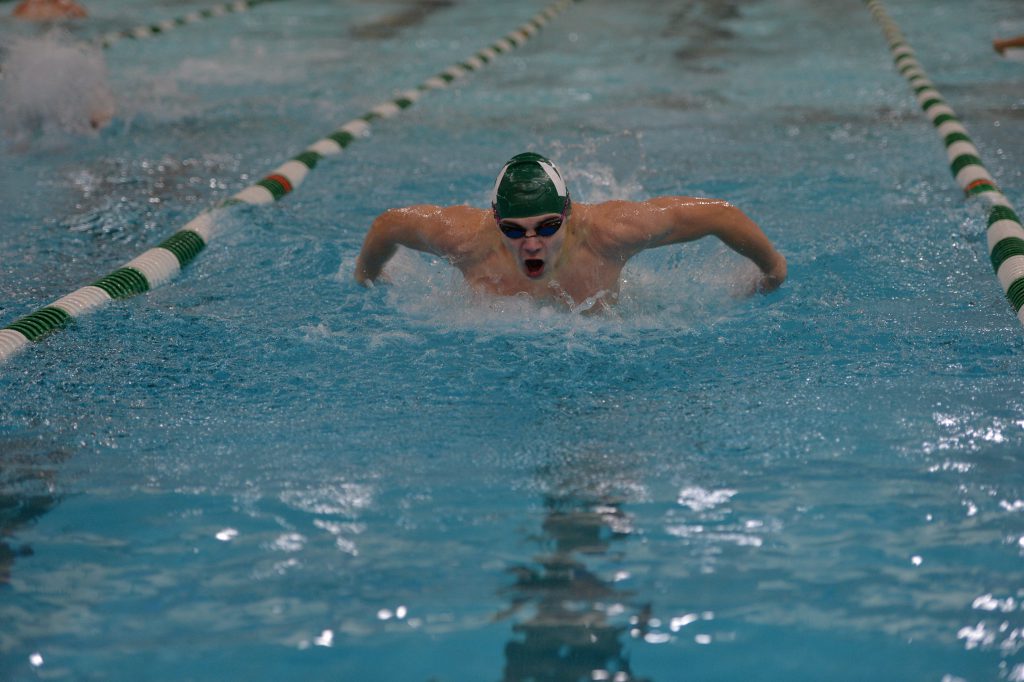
[0,438,67,583]
[499,452,652,682]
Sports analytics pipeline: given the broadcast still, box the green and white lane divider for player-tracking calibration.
[94,0,282,50]
[0,0,279,76]
[866,0,1024,326]
[0,0,578,364]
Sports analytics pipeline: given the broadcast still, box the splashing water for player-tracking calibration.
[1,29,116,142]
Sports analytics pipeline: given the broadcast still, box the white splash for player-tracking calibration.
[677,486,737,512]
[1,30,116,141]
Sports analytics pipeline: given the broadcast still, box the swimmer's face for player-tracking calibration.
[496,213,567,280]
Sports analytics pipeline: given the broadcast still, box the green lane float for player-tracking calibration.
[95,0,282,50]
[866,0,1024,325]
[0,0,578,364]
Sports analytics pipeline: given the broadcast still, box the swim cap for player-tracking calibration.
[491,152,570,219]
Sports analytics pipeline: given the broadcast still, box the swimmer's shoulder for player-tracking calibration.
[575,200,655,254]
[582,196,723,243]
[578,199,656,227]
[383,204,485,230]
[391,203,492,260]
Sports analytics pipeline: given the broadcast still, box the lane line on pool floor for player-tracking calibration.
[866,0,1024,327]
[0,0,580,365]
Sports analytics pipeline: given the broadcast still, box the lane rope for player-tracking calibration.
[93,0,282,50]
[0,0,579,364]
[0,0,281,76]
[866,0,1024,327]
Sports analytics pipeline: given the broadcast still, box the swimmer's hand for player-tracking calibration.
[354,266,391,287]
[755,253,787,294]
[354,246,393,287]
[355,213,406,286]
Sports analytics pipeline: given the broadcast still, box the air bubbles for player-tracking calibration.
[589,671,630,682]
[676,486,737,512]
[297,628,335,650]
[972,594,1018,613]
[670,614,699,631]
[377,605,409,621]
[269,533,306,552]
[957,621,996,650]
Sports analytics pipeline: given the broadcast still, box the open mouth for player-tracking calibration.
[524,259,545,278]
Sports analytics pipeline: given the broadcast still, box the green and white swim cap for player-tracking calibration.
[491,152,570,219]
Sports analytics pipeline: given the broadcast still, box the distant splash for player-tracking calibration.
[555,137,648,204]
[0,30,115,143]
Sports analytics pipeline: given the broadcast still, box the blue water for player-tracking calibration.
[2,0,1024,680]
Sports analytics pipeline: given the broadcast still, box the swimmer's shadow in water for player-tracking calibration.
[350,0,454,40]
[0,439,69,584]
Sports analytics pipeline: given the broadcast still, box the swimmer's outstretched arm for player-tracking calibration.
[706,203,787,294]
[994,35,1024,55]
[612,197,787,293]
[355,205,475,285]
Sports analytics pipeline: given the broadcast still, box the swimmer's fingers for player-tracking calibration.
[755,271,785,294]
[737,276,771,298]
[357,272,392,288]
[755,255,787,294]
[734,273,771,298]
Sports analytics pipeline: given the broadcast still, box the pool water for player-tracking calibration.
[2,0,1024,680]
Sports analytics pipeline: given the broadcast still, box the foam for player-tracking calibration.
[333,239,752,343]
[0,30,116,141]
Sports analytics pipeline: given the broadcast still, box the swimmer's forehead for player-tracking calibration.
[496,213,562,224]
[491,159,567,198]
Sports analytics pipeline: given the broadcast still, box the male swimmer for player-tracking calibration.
[355,152,786,308]
[11,0,87,20]
[993,35,1024,55]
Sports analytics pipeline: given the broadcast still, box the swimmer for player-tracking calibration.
[355,152,787,308]
[11,0,87,20]
[993,35,1024,55]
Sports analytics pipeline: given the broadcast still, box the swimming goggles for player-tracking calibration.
[497,217,563,240]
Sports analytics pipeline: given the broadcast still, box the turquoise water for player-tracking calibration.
[2,0,1024,679]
